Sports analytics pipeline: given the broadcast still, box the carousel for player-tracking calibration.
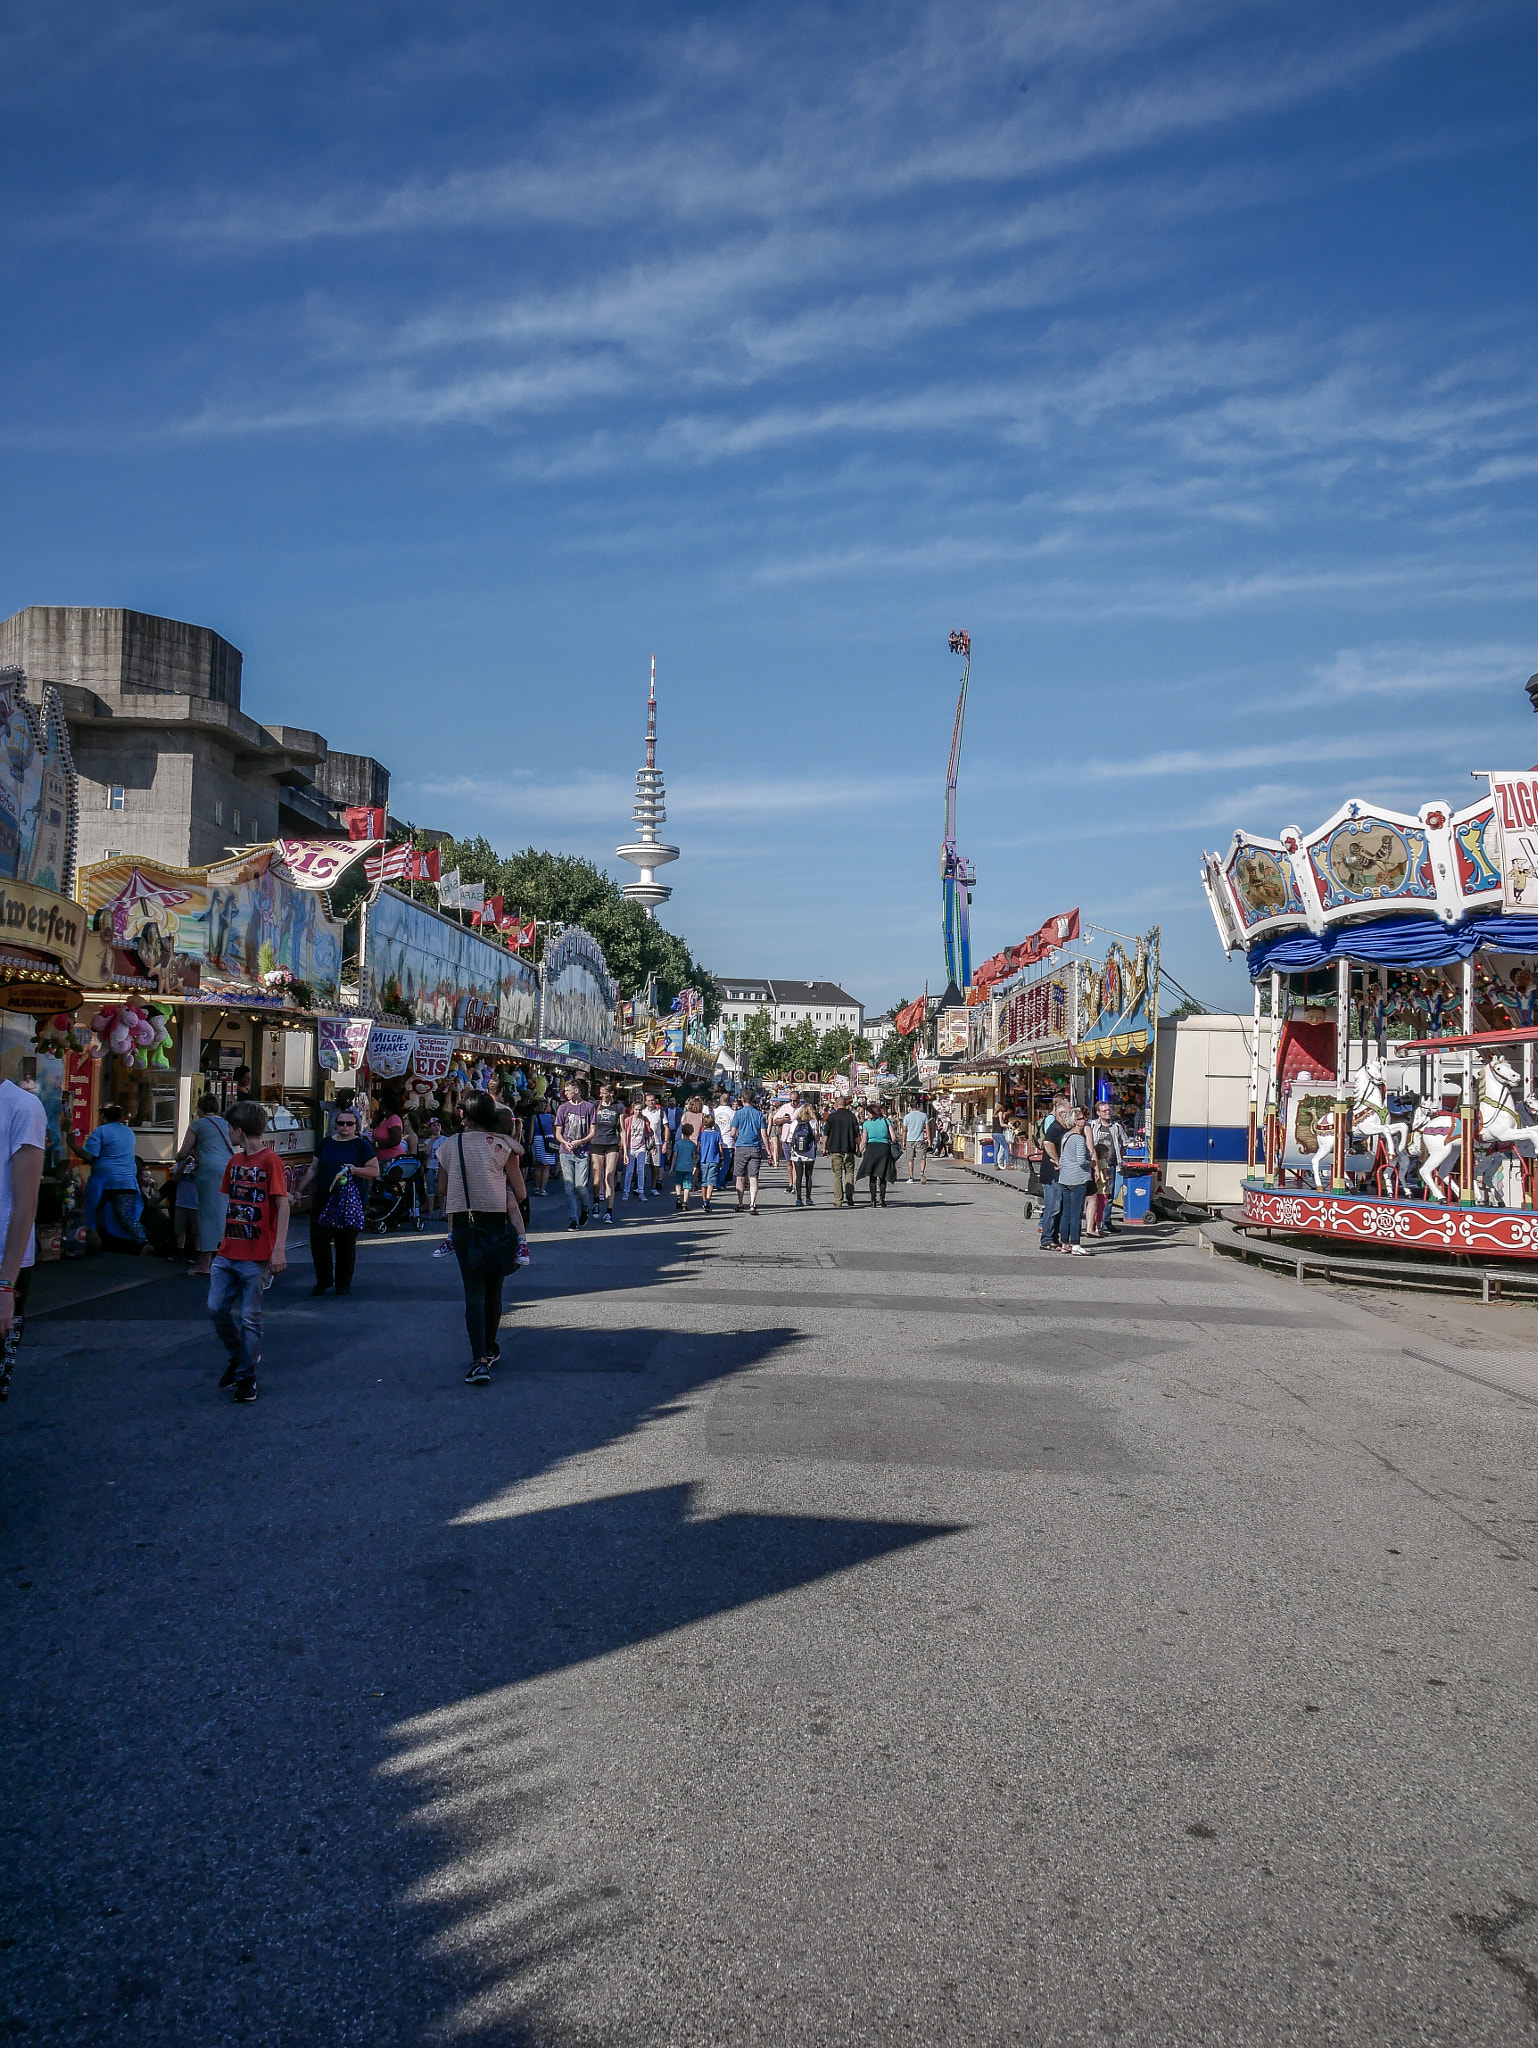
[1201,762,1538,1260]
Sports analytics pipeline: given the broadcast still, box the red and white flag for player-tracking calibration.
[410,847,441,882]
[504,917,536,948]
[471,893,504,927]
[345,806,388,841]
[364,842,415,882]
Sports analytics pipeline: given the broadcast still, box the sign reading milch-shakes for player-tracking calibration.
[0,668,85,979]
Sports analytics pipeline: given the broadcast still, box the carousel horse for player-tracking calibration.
[1304,1059,1412,1192]
[1407,1094,1464,1203]
[1412,1057,1537,1205]
[1473,1055,1538,1207]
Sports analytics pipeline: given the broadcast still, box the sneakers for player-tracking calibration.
[464,1358,492,1385]
[516,1239,531,1267]
[219,1359,239,1389]
[310,1283,331,1296]
[432,1242,453,1259]
[794,1197,804,1208]
[1069,1244,1089,1255]
[602,1210,614,1225]
[233,1377,257,1403]
[568,1220,578,1231]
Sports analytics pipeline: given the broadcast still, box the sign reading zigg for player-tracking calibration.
[0,880,86,973]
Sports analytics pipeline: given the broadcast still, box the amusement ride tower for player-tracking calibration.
[941,629,976,989]
[616,657,679,917]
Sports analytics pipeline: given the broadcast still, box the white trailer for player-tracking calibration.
[1152,1012,1270,1208]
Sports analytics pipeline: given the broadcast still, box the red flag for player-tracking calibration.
[893,996,927,1036]
[345,806,387,841]
[472,894,504,927]
[410,847,441,882]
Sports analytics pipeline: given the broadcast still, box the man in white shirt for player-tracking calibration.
[0,1065,49,1402]
[712,1096,736,1192]
[774,1097,799,1190]
[901,1103,930,1183]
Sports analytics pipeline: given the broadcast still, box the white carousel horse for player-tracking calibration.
[1411,1056,1537,1205]
[1305,1059,1412,1192]
[1473,1055,1538,1206]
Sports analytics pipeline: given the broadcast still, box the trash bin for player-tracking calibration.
[1122,1165,1154,1225]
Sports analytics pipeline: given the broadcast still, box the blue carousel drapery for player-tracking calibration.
[1247,911,1538,981]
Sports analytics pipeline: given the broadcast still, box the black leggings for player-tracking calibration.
[452,1212,511,1362]
[794,1158,814,1198]
[310,1221,359,1292]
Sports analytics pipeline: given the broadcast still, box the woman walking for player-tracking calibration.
[1057,1109,1096,1254]
[858,1106,895,1207]
[528,1098,557,1196]
[790,1104,818,1206]
[296,1105,380,1295]
[589,1081,624,1223]
[441,1090,525,1385]
[172,1092,236,1276]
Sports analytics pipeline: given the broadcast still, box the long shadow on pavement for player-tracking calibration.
[1,1212,959,2045]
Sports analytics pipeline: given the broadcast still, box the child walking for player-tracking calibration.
[672,1125,699,1211]
[207,1100,290,1404]
[696,1112,721,1210]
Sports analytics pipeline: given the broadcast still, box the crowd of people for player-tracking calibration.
[0,1053,1139,1413]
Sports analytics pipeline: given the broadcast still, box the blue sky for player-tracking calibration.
[3,2,1536,1016]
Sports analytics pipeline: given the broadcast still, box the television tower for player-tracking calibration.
[616,656,680,917]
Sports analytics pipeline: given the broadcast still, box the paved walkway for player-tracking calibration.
[4,1164,1537,2043]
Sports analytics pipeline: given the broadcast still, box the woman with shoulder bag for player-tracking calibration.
[443,1091,526,1386]
[295,1106,380,1295]
[173,1092,237,1278]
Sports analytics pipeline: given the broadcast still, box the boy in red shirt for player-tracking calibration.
[208,1099,290,1404]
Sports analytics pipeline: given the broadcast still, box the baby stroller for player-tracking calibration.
[365,1156,428,1234]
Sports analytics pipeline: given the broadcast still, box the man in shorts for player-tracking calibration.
[901,1102,930,1183]
[730,1098,767,1214]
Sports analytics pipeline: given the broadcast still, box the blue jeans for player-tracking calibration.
[561,1151,592,1224]
[1060,1180,1090,1245]
[622,1151,648,1199]
[208,1255,266,1381]
[715,1148,734,1191]
[1039,1180,1063,1245]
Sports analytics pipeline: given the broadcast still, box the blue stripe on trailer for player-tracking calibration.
[1156,1125,1250,1164]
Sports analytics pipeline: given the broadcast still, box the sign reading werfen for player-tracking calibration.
[0,879,87,972]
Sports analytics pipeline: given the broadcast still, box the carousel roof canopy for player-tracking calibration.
[1201,772,1538,977]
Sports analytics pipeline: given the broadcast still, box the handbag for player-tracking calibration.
[456,1134,513,1271]
[318,1165,366,1232]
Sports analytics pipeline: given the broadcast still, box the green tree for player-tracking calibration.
[739,1008,776,1075]
[435,836,719,1022]
[770,1018,822,1074]
[816,1024,874,1069]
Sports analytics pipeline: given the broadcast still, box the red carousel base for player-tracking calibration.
[1241,1180,1538,1259]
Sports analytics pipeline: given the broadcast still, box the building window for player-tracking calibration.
[214,799,223,826]
[104,847,123,858]
[107,786,124,811]
[233,807,240,833]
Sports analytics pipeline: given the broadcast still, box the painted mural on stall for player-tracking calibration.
[362,888,537,1040]
[542,927,618,1049]
[79,849,344,998]
[0,671,77,898]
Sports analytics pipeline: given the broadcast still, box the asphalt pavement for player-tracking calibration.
[4,1162,1538,2045]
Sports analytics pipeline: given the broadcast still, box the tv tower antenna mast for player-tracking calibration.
[617,656,680,917]
[941,629,976,989]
